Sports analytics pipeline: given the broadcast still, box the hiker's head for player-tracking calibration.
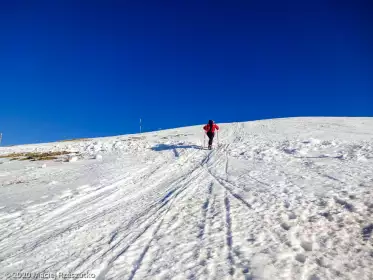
[208,120,213,125]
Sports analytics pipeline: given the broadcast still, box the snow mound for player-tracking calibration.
[95,154,103,161]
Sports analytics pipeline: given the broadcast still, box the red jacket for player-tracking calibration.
[203,124,219,133]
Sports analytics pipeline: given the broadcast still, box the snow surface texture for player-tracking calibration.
[0,117,373,280]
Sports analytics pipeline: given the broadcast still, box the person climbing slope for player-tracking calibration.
[203,120,219,150]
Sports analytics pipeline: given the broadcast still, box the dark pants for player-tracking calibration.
[206,132,215,146]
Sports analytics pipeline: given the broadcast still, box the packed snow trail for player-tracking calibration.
[0,118,373,280]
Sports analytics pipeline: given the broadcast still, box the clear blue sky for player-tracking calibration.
[0,1,372,145]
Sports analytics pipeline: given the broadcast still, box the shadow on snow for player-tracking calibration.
[151,144,202,157]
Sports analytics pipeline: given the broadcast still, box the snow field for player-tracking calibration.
[0,117,372,280]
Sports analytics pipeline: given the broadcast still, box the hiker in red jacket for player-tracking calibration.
[203,120,219,149]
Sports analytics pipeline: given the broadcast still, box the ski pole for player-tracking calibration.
[217,131,219,146]
[203,132,206,149]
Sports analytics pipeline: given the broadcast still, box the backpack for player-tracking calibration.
[208,120,214,132]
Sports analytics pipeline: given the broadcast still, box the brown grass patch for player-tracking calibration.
[0,151,73,161]
[129,136,146,140]
[0,153,25,158]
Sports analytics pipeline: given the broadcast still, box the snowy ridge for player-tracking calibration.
[0,117,373,280]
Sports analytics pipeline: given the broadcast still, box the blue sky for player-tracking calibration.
[0,1,372,145]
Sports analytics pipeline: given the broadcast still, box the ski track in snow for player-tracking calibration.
[0,117,373,280]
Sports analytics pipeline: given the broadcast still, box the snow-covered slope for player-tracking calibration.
[0,117,373,280]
